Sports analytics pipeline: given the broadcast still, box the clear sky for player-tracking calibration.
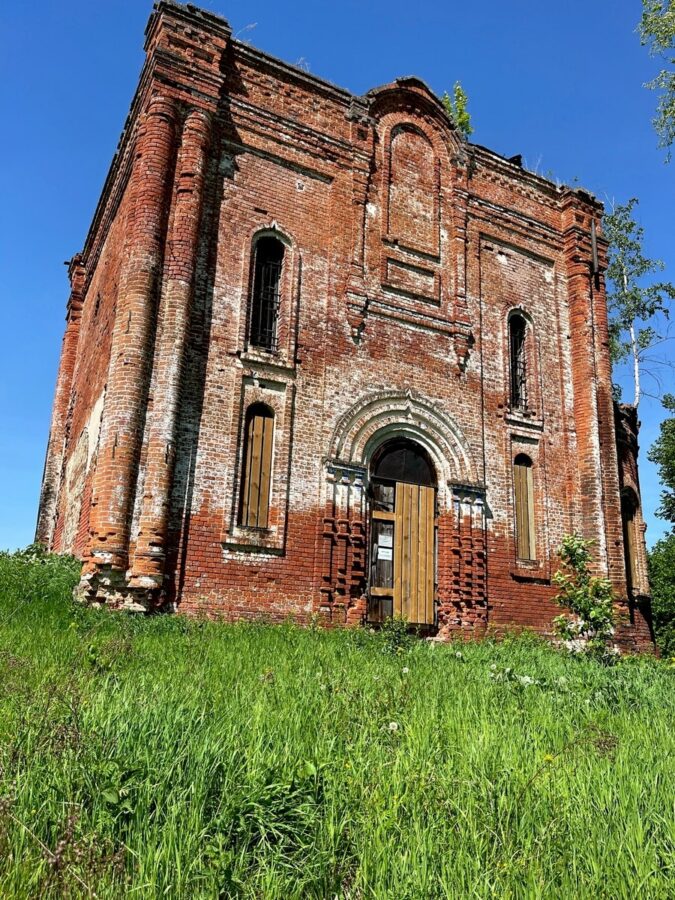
[0,0,673,552]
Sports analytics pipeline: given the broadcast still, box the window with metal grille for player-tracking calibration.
[249,237,284,351]
[513,453,536,560]
[509,314,527,409]
[239,404,274,529]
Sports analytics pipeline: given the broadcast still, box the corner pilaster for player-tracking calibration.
[87,95,178,573]
[35,255,86,547]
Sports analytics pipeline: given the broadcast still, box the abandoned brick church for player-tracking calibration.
[37,0,654,648]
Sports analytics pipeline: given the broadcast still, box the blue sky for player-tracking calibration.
[0,0,672,551]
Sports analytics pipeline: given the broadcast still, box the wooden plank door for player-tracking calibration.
[393,483,435,624]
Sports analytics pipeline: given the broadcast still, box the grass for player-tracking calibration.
[0,549,674,898]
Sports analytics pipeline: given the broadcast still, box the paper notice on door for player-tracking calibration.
[378,546,393,561]
[379,533,393,548]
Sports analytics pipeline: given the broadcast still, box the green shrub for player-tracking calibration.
[552,533,618,662]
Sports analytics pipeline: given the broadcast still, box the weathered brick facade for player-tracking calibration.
[37,0,654,649]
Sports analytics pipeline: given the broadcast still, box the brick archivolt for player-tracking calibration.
[366,78,465,158]
[328,390,479,506]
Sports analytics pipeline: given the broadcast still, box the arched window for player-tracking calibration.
[509,314,528,410]
[372,438,436,488]
[249,237,284,351]
[621,489,639,594]
[513,453,536,560]
[239,404,274,528]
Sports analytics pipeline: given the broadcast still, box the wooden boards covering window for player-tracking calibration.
[514,456,536,560]
[621,493,638,593]
[240,406,274,528]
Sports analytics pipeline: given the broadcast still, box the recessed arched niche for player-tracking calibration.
[387,124,438,255]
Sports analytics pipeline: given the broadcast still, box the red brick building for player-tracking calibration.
[37,0,654,648]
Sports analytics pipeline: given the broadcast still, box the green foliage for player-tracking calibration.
[376,615,415,654]
[639,0,675,159]
[441,82,473,137]
[648,530,675,657]
[648,392,675,522]
[644,392,675,656]
[603,198,675,404]
[1,549,674,896]
[552,534,617,661]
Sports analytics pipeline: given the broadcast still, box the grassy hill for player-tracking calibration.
[0,549,673,898]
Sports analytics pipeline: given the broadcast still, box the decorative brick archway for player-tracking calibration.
[329,389,479,507]
[320,390,487,635]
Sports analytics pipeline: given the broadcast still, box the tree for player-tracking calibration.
[648,533,675,657]
[648,393,675,522]
[603,198,675,406]
[639,1,675,159]
[647,394,675,656]
[441,82,473,138]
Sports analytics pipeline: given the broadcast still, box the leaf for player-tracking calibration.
[299,761,317,779]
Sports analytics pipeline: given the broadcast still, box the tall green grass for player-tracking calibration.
[0,547,673,898]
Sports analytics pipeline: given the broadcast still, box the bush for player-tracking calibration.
[552,534,618,661]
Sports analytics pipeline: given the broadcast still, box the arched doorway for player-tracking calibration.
[368,438,437,625]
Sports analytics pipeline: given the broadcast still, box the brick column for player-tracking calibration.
[563,197,606,562]
[591,262,628,592]
[562,191,627,594]
[130,108,212,587]
[35,256,85,548]
[88,96,177,571]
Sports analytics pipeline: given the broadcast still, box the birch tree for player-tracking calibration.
[639,0,675,159]
[603,198,675,406]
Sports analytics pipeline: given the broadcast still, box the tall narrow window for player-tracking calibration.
[513,453,536,560]
[509,314,527,409]
[249,237,284,351]
[239,404,274,528]
[621,490,638,594]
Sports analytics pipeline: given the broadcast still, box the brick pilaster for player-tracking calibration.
[562,194,608,565]
[88,96,177,570]
[591,267,628,592]
[130,108,212,587]
[35,256,85,547]
[562,190,630,625]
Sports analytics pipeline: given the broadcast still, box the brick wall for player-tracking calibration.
[37,0,653,649]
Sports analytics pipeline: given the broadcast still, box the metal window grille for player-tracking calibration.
[509,316,527,409]
[249,238,283,351]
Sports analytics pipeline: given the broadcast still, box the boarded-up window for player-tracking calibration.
[621,490,638,593]
[514,453,536,560]
[239,404,274,528]
[249,237,284,351]
[388,126,436,253]
[509,314,527,409]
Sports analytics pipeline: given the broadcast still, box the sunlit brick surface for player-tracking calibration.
[37,1,653,649]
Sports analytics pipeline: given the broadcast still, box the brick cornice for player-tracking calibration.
[78,2,230,293]
[231,41,352,107]
[145,0,232,47]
